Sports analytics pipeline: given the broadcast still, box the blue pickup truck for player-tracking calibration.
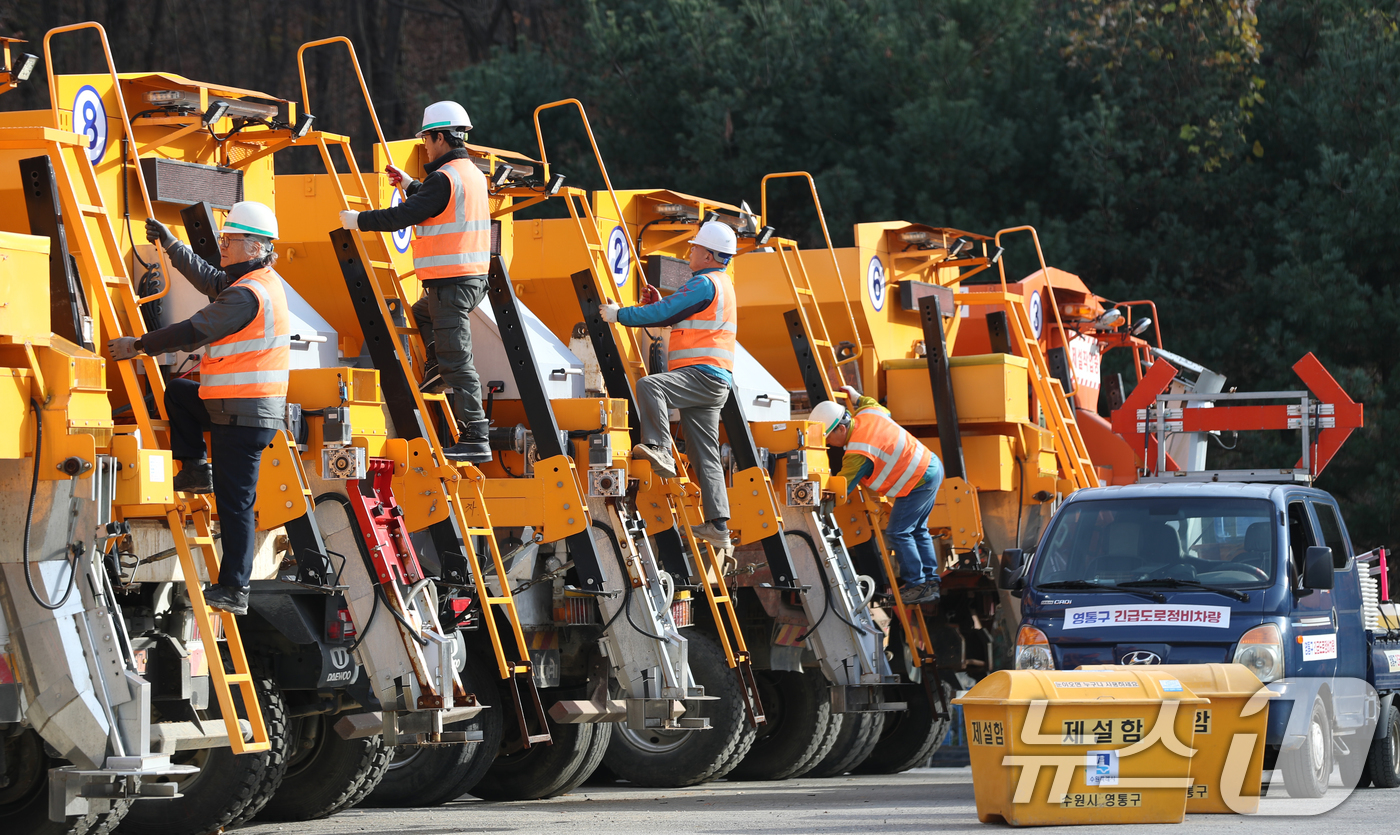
[998,480,1400,797]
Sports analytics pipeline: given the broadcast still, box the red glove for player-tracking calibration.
[385,164,407,187]
[639,284,662,305]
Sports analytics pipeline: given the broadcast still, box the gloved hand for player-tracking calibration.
[145,218,176,249]
[840,384,863,403]
[639,284,661,305]
[384,164,408,187]
[339,210,360,230]
[600,303,620,323]
[108,337,141,360]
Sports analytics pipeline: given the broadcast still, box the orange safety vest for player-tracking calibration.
[199,266,291,400]
[668,268,737,372]
[846,406,933,498]
[412,158,491,280]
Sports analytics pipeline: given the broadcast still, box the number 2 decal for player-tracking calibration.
[607,225,630,287]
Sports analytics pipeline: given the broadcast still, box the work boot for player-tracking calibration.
[204,584,249,616]
[690,520,733,549]
[173,460,213,494]
[420,343,449,394]
[443,419,492,463]
[896,582,927,605]
[631,444,677,479]
[919,579,942,605]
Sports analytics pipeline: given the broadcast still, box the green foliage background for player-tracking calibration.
[445,0,1400,549]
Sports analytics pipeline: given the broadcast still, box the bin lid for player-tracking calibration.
[883,353,1030,371]
[1075,663,1276,699]
[952,669,1208,706]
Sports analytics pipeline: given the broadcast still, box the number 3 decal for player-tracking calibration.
[607,225,630,287]
[72,85,108,165]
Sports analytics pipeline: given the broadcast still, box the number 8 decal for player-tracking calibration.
[607,225,630,287]
[72,85,109,165]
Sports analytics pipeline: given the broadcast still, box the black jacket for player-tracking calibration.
[356,148,486,286]
[142,244,286,429]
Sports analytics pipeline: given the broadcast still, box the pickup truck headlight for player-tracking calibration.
[1015,625,1055,670]
[1232,623,1283,683]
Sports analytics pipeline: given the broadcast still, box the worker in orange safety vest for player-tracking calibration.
[108,200,291,615]
[340,100,493,462]
[598,220,739,549]
[811,385,944,604]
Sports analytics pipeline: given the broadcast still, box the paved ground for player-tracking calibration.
[241,767,1397,835]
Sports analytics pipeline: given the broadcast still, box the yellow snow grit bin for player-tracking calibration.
[952,668,1207,826]
[1079,663,1275,814]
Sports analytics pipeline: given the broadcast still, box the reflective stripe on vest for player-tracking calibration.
[412,159,491,280]
[199,267,291,400]
[668,268,738,372]
[847,408,933,498]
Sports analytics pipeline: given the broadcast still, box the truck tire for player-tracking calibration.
[362,646,503,807]
[118,669,289,835]
[469,719,602,800]
[855,679,952,775]
[791,712,844,778]
[1281,698,1333,798]
[256,714,389,820]
[603,631,756,787]
[806,711,885,778]
[0,730,133,835]
[728,670,834,781]
[1367,703,1400,789]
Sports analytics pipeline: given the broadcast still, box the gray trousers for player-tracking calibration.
[636,367,731,521]
[413,279,487,423]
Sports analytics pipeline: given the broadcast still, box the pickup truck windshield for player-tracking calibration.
[1031,498,1277,590]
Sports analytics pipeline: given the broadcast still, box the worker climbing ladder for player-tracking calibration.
[297,37,549,743]
[22,22,269,753]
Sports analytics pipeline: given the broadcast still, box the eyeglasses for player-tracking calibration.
[218,234,256,249]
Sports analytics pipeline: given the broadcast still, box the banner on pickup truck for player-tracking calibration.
[1063,604,1231,629]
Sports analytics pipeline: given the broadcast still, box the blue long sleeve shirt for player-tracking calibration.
[617,269,733,385]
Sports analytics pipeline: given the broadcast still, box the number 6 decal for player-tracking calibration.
[607,225,631,287]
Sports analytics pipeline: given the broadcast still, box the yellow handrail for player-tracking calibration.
[759,171,862,366]
[297,36,400,197]
[43,21,175,307]
[993,225,1068,345]
[532,98,641,290]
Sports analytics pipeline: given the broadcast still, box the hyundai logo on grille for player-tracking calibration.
[1121,650,1162,665]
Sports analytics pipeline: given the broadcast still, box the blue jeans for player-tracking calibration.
[885,460,944,585]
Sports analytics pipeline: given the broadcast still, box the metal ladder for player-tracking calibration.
[31,23,270,753]
[297,37,549,743]
[759,172,864,395]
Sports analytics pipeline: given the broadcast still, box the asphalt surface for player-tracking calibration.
[240,767,1398,834]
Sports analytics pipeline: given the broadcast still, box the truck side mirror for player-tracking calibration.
[1303,546,1335,591]
[998,549,1025,591]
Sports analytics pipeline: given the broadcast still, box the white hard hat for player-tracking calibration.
[690,220,738,256]
[417,101,472,137]
[220,201,278,240]
[810,400,848,436]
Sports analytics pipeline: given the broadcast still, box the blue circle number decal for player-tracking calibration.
[1029,290,1044,339]
[72,85,108,165]
[866,256,886,311]
[390,189,411,253]
[607,226,630,287]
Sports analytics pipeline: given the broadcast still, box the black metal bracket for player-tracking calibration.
[179,202,221,267]
[986,310,1013,356]
[571,269,641,446]
[783,309,828,408]
[20,155,90,349]
[486,256,606,591]
[919,294,966,481]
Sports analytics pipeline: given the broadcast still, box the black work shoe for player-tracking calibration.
[920,581,942,604]
[204,584,249,615]
[173,461,213,494]
[897,583,926,605]
[420,361,449,394]
[444,419,492,463]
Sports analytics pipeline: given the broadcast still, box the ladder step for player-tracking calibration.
[223,673,253,684]
[483,596,514,605]
[525,733,553,744]
[102,275,128,286]
[794,287,815,296]
[810,339,831,347]
[368,261,394,270]
[78,203,105,215]
[345,196,371,206]
[463,528,493,536]
[421,392,447,401]
[189,537,216,545]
